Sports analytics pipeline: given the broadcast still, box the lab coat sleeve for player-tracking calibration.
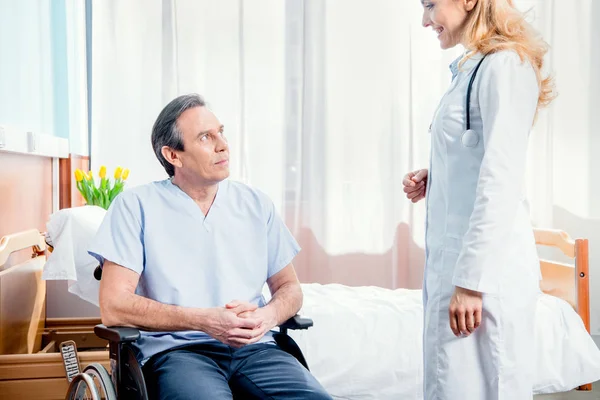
[452,51,539,294]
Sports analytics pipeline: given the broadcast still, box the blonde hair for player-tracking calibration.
[460,0,556,111]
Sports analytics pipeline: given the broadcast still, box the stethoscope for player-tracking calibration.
[462,54,487,147]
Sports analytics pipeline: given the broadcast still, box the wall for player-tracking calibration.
[0,153,52,240]
[0,152,52,270]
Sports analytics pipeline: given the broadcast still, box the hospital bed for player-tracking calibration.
[283,228,600,398]
[0,212,599,399]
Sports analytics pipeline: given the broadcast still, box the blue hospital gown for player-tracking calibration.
[88,178,301,365]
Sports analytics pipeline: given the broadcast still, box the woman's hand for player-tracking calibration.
[449,286,482,337]
[403,169,428,203]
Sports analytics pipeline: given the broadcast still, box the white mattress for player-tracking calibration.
[285,283,600,399]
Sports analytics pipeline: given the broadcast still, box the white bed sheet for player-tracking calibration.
[286,283,600,399]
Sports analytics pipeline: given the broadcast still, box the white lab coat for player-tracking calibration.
[423,50,542,399]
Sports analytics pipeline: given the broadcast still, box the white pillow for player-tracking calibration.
[43,205,107,306]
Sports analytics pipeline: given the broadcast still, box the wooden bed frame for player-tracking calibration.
[0,228,594,398]
[534,228,592,391]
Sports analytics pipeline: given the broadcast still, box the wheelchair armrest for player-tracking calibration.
[279,315,313,330]
[94,324,140,343]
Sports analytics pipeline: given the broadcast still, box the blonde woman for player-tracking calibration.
[403,0,555,398]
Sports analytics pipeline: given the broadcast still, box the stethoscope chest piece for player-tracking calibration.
[461,129,480,147]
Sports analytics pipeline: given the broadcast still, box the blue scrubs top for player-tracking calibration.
[89,178,300,365]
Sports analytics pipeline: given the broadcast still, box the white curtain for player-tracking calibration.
[90,0,599,334]
[90,0,287,209]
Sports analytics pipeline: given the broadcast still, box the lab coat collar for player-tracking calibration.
[449,51,485,80]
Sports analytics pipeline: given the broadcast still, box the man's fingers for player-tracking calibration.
[225,300,241,309]
[227,339,248,348]
[226,300,257,311]
[236,317,261,329]
[245,334,264,345]
[228,334,263,348]
[234,331,265,345]
[228,328,255,340]
[226,301,258,314]
[228,328,264,340]
[227,328,267,347]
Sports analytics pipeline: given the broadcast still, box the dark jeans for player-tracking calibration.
[142,341,332,400]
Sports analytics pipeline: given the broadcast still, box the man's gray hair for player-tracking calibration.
[151,94,206,177]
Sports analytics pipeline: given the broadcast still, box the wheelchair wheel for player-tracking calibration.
[65,363,117,400]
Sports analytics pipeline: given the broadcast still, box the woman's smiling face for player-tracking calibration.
[421,0,472,49]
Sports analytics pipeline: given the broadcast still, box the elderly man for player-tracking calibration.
[89,94,331,399]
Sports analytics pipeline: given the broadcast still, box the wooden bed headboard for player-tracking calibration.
[534,228,590,333]
[534,228,592,392]
[0,229,47,355]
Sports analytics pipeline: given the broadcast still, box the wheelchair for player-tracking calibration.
[64,266,314,400]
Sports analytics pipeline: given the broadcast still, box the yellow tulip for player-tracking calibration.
[114,167,123,180]
[99,165,107,179]
[74,169,84,182]
[87,170,93,180]
[122,169,130,180]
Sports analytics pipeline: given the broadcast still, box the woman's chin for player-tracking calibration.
[439,39,456,50]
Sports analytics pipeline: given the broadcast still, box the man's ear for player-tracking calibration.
[464,0,478,12]
[161,146,183,169]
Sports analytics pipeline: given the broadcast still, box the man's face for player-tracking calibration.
[174,106,230,184]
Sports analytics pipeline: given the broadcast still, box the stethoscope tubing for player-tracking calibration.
[466,55,488,131]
